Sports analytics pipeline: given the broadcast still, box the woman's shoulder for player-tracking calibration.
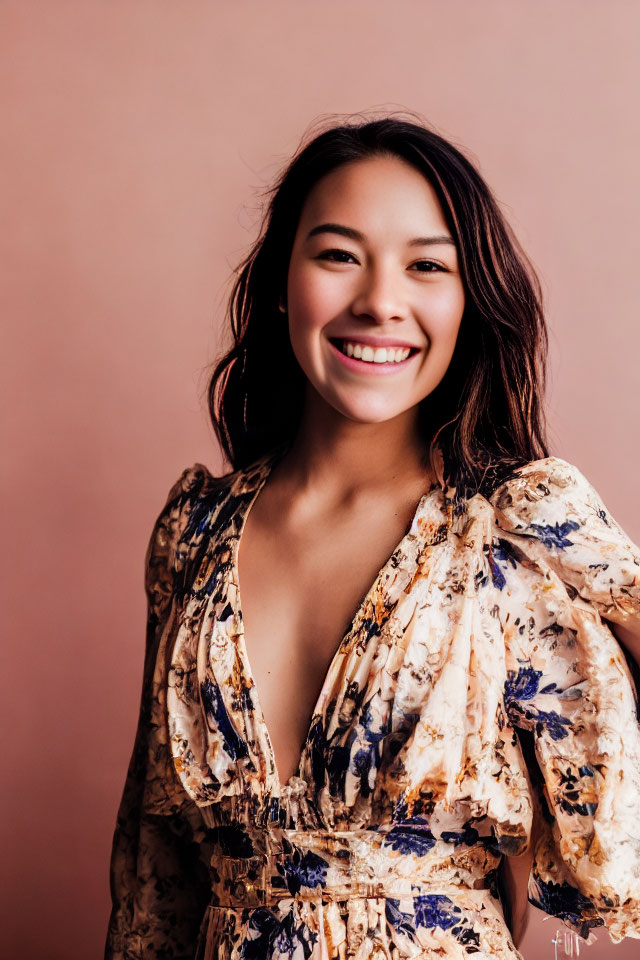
[144,461,240,612]
[159,447,283,530]
[486,454,599,521]
[488,453,583,494]
[483,454,626,552]
[166,456,272,513]
[485,454,640,617]
[166,460,236,502]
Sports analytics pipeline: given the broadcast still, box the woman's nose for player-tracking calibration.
[350,269,406,324]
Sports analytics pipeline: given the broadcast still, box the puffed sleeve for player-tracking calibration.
[105,464,215,960]
[489,456,640,943]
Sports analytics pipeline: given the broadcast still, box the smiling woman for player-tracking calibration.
[285,156,465,422]
[204,118,551,507]
[105,114,640,960]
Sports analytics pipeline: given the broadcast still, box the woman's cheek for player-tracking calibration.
[289,263,351,326]
[420,294,465,350]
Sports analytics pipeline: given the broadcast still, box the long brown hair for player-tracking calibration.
[207,112,549,500]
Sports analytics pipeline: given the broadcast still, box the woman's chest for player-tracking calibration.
[168,475,536,812]
[236,507,428,785]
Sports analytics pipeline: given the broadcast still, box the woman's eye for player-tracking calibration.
[412,260,447,273]
[317,248,358,263]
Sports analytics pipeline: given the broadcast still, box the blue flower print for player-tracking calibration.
[530,877,601,930]
[414,896,481,950]
[348,699,390,798]
[281,849,329,896]
[200,677,248,761]
[441,822,480,847]
[385,894,470,940]
[487,555,506,590]
[486,538,520,590]
[242,907,318,960]
[383,817,437,856]
[414,895,461,931]
[534,709,573,741]
[207,823,254,858]
[528,519,580,550]
[504,666,543,705]
[555,764,598,817]
[385,899,417,940]
[384,897,416,941]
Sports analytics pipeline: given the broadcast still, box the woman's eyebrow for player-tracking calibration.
[305,222,455,246]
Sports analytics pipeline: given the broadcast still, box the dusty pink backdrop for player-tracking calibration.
[1,2,638,958]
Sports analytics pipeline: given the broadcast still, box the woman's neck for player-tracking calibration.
[275,389,432,504]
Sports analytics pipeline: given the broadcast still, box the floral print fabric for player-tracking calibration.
[105,451,640,960]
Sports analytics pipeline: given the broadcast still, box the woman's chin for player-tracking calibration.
[323,392,413,426]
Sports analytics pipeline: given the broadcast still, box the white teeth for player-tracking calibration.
[337,340,411,363]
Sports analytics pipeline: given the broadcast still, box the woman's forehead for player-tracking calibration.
[297,157,451,239]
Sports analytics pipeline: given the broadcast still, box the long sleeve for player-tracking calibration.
[105,465,215,960]
[489,456,640,943]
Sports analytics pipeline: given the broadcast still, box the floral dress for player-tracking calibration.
[105,449,640,960]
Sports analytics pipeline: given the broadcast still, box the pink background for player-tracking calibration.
[2,2,638,958]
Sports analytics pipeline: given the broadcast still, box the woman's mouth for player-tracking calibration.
[328,337,421,374]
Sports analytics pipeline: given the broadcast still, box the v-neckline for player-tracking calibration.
[229,452,436,797]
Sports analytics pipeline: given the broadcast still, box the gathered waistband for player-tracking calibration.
[207,827,500,909]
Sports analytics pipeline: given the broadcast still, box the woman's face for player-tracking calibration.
[285,154,466,424]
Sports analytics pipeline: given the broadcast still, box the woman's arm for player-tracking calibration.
[607,620,640,711]
[490,457,640,942]
[607,619,640,669]
[500,846,534,949]
[105,465,214,960]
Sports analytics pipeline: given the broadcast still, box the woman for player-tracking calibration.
[105,116,640,960]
